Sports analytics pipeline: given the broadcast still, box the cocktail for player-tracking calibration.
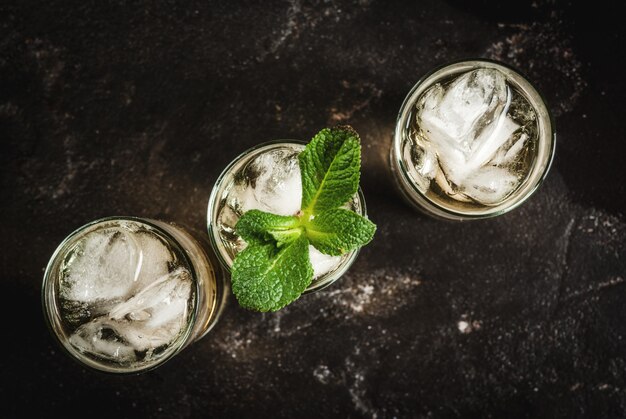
[207,126,376,311]
[208,141,365,292]
[42,217,227,373]
[390,59,555,220]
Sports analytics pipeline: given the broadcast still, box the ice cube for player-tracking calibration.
[490,133,529,166]
[61,228,140,304]
[309,245,342,278]
[467,111,519,170]
[132,232,175,290]
[109,267,191,329]
[69,320,138,362]
[461,166,519,204]
[403,136,437,192]
[69,315,183,362]
[231,148,302,217]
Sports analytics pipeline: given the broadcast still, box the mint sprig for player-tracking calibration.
[231,126,376,312]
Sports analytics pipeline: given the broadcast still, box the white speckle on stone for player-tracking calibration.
[458,318,482,334]
[313,365,332,385]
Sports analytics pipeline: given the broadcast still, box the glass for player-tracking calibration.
[390,59,556,220]
[207,140,367,292]
[42,216,227,374]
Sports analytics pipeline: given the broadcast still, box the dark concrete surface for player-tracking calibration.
[1,1,625,417]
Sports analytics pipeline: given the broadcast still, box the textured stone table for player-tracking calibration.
[2,1,624,417]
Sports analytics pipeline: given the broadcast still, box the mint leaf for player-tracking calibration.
[235,209,301,247]
[305,208,376,256]
[299,126,361,215]
[231,235,313,312]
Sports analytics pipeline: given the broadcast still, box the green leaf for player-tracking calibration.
[305,208,376,256]
[299,126,361,215]
[235,209,302,247]
[231,235,313,312]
